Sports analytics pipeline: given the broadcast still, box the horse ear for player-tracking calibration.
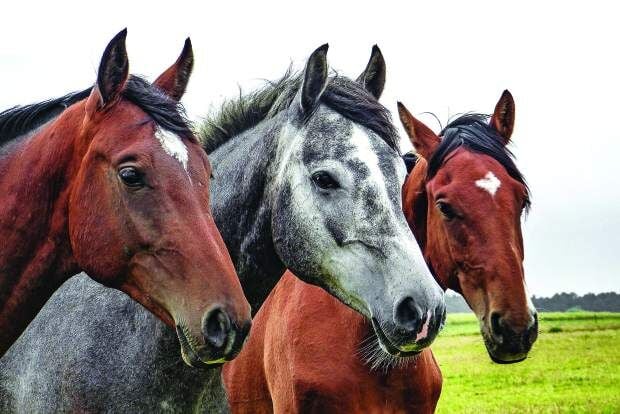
[490,90,515,145]
[93,29,129,108]
[356,45,386,99]
[153,38,194,101]
[300,44,329,114]
[397,102,440,160]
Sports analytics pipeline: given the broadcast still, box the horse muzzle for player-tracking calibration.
[175,307,252,367]
[483,311,538,364]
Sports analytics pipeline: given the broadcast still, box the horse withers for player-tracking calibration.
[223,90,537,413]
[0,30,251,364]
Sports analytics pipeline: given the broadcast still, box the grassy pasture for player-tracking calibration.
[433,312,620,413]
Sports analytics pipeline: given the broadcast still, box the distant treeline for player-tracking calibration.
[446,291,620,313]
[531,292,620,312]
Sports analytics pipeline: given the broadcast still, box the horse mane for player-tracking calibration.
[199,69,399,154]
[429,113,531,211]
[0,75,194,151]
[0,88,91,146]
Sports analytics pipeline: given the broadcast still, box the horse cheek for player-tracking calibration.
[68,169,127,285]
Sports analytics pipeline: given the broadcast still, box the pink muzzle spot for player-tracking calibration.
[415,310,432,342]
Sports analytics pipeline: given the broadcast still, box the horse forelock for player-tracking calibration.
[429,113,531,212]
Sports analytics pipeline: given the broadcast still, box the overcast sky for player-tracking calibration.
[1,1,618,296]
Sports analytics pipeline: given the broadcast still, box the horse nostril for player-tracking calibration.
[437,304,447,330]
[525,313,539,346]
[203,308,231,350]
[394,297,421,333]
[239,320,252,344]
[228,320,252,357]
[490,312,503,338]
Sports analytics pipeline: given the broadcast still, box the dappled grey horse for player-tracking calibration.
[0,45,445,412]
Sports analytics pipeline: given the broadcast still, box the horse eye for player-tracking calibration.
[436,201,457,220]
[311,171,339,190]
[118,167,144,188]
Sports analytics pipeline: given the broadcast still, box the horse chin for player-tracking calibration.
[371,318,423,358]
[488,351,527,364]
[482,334,529,364]
[175,325,226,368]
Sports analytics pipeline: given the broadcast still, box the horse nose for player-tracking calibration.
[202,307,252,360]
[203,307,232,351]
[394,297,444,343]
[490,311,538,349]
[394,297,422,333]
[490,311,504,341]
[524,312,539,347]
[228,319,252,358]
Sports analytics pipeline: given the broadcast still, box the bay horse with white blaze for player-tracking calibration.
[0,30,251,364]
[0,45,444,413]
[223,90,538,413]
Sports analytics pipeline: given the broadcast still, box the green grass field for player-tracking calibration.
[433,312,620,413]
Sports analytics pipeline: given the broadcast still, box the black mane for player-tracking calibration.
[199,70,399,153]
[122,76,193,139]
[0,75,193,150]
[429,113,531,211]
[0,89,91,146]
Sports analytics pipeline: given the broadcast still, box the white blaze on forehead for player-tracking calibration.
[351,124,387,191]
[475,171,501,196]
[155,128,189,172]
[349,124,431,281]
[349,125,391,202]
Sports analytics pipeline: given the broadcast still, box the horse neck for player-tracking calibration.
[0,104,85,354]
[208,116,288,314]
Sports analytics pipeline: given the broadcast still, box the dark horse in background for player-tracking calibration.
[0,30,251,363]
[0,45,444,412]
[223,91,538,413]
